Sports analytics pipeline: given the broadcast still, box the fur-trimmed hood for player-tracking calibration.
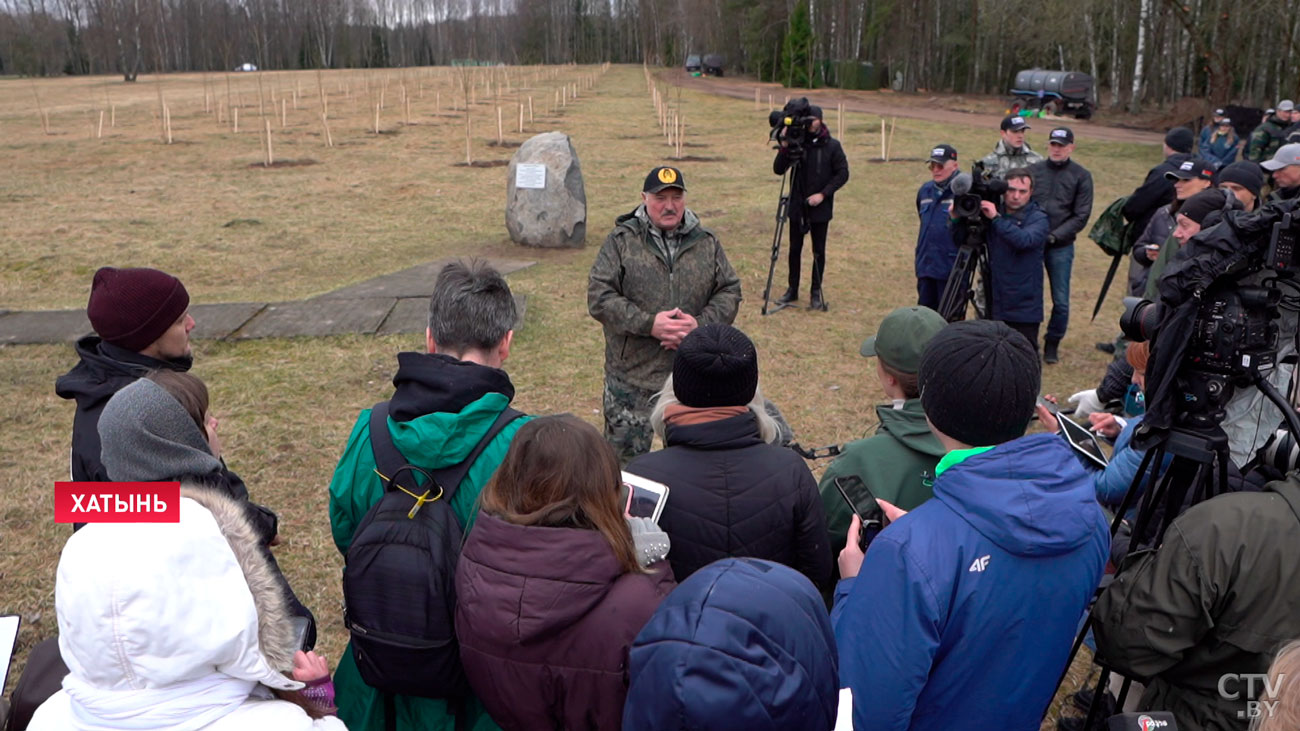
[50,487,302,730]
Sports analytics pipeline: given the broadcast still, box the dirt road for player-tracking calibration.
[676,74,1166,145]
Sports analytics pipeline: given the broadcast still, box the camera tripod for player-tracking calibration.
[1055,368,1300,728]
[761,158,828,315]
[936,219,992,322]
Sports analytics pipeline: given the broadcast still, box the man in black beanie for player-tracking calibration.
[1098,128,1196,354]
[832,319,1108,730]
[55,266,196,483]
[1215,160,1264,211]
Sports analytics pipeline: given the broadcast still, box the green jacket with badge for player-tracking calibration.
[587,207,742,391]
[1091,476,1300,731]
[817,398,944,576]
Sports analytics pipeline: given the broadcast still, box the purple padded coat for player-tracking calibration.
[455,511,675,730]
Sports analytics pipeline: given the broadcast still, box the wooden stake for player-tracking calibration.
[233,107,239,134]
[264,119,273,167]
[518,103,524,133]
[528,96,534,123]
[321,113,333,147]
[97,110,105,139]
[374,103,381,134]
[281,98,287,127]
[880,118,886,160]
[464,110,472,165]
[496,106,503,144]
[164,104,172,144]
[887,117,897,162]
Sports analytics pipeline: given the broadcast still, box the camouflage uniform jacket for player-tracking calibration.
[1244,115,1289,162]
[588,206,742,391]
[979,140,1044,179]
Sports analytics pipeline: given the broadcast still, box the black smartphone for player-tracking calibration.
[834,476,887,551]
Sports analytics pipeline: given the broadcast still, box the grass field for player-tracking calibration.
[0,64,1147,724]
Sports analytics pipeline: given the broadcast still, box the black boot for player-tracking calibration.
[1044,340,1060,364]
[809,289,827,311]
[776,287,798,304]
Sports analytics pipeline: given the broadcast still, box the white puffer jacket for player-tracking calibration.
[28,489,346,730]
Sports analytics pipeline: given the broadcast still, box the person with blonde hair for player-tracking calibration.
[1254,641,1300,730]
[626,324,831,589]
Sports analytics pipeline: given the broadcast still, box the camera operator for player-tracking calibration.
[954,169,1050,352]
[1091,473,1300,730]
[1215,161,1264,212]
[773,104,849,312]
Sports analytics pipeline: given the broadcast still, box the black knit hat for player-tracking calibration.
[1215,161,1264,200]
[672,324,759,408]
[86,267,190,352]
[919,320,1040,446]
[1178,189,1229,226]
[1165,127,1195,154]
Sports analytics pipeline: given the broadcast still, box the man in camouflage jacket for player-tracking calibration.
[980,114,1044,179]
[1244,101,1294,163]
[588,166,742,463]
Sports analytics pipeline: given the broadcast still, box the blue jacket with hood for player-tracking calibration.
[915,176,959,280]
[832,433,1108,731]
[624,558,840,731]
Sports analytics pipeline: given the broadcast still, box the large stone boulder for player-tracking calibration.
[506,132,586,248]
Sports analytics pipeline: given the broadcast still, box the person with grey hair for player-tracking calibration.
[328,259,533,731]
[625,324,831,590]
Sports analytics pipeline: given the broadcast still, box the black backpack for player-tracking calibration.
[342,400,522,699]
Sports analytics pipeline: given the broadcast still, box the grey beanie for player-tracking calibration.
[99,378,222,482]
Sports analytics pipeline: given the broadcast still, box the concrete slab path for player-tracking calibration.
[0,258,533,346]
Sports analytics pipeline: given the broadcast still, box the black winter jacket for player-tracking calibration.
[1121,153,1192,240]
[54,336,192,483]
[1093,478,1300,731]
[1029,158,1094,248]
[773,129,850,223]
[625,412,832,591]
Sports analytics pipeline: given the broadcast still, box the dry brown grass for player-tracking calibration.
[1,65,1158,725]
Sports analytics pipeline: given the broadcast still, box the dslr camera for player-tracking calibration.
[769,97,818,155]
[950,161,1008,221]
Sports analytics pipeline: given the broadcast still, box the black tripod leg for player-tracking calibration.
[1084,668,1112,727]
[1114,676,1133,712]
[762,165,797,316]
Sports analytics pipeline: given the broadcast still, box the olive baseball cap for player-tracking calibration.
[860,306,948,374]
[644,166,687,193]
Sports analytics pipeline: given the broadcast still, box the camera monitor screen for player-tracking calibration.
[1057,416,1110,470]
[620,472,670,523]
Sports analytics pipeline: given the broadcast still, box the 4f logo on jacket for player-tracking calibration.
[968,555,991,572]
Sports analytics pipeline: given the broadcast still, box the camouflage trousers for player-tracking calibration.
[602,374,659,465]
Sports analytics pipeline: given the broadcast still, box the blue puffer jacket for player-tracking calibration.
[832,434,1109,731]
[1091,414,1171,520]
[915,177,958,279]
[624,558,840,731]
[972,200,1051,322]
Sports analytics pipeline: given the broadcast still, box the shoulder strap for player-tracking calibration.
[369,400,524,503]
[429,407,524,502]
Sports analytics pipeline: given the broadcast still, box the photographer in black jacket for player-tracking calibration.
[773,104,850,312]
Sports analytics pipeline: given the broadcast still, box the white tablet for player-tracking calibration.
[620,472,670,523]
[0,615,19,690]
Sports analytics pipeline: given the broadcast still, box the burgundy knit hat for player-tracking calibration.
[86,267,190,352]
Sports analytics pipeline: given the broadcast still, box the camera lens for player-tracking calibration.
[1119,297,1161,342]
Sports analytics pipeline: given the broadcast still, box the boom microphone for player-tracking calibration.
[950,172,973,196]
